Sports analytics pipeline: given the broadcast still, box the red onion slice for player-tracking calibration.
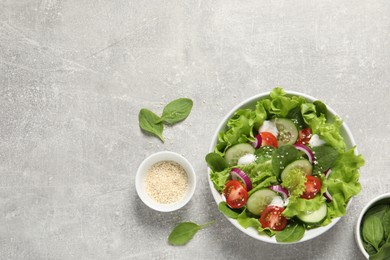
[268,185,289,201]
[324,169,332,178]
[294,143,314,164]
[251,134,262,149]
[323,189,333,202]
[230,168,252,191]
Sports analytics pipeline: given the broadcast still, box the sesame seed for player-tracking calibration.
[145,161,188,204]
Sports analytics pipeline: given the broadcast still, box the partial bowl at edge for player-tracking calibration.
[355,193,390,259]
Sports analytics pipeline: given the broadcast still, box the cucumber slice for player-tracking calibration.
[272,118,299,146]
[247,189,278,215]
[225,143,255,166]
[280,159,313,181]
[297,202,327,224]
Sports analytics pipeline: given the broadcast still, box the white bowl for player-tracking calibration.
[136,151,196,212]
[208,90,357,244]
[355,193,390,259]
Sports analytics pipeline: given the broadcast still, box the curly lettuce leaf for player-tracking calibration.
[301,103,345,152]
[326,147,365,218]
[210,167,230,192]
[259,87,305,118]
[283,195,325,218]
[216,109,255,154]
[281,167,306,198]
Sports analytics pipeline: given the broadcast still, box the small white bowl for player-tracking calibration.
[136,151,196,212]
[208,90,358,244]
[355,193,390,259]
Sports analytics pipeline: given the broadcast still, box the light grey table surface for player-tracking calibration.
[1,1,389,259]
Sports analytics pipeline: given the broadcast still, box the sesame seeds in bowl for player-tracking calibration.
[136,151,196,212]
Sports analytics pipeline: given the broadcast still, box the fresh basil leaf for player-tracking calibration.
[255,146,275,163]
[158,98,193,124]
[364,204,389,222]
[311,145,338,173]
[383,210,390,239]
[371,242,390,260]
[313,100,327,117]
[287,106,307,130]
[275,222,305,243]
[363,241,378,256]
[362,215,384,251]
[218,202,240,219]
[205,153,228,172]
[272,144,303,178]
[168,221,213,245]
[138,108,164,142]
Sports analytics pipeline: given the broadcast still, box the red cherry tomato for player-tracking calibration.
[300,175,322,199]
[260,132,278,148]
[223,180,248,209]
[260,205,287,231]
[296,128,312,145]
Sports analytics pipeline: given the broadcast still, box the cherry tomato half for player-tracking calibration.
[223,180,248,209]
[296,128,312,145]
[300,175,322,199]
[260,132,278,148]
[260,205,287,231]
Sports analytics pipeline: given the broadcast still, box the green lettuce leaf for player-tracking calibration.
[217,109,255,154]
[283,195,325,218]
[281,167,307,198]
[237,208,262,229]
[259,87,305,118]
[326,147,365,218]
[301,103,345,152]
[210,167,230,192]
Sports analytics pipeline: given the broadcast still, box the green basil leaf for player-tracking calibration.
[311,145,338,174]
[275,222,305,243]
[168,222,201,245]
[272,144,303,178]
[138,108,164,142]
[254,146,275,163]
[218,202,240,219]
[370,242,390,260]
[205,152,228,172]
[168,221,213,245]
[313,100,327,117]
[158,98,193,124]
[362,215,384,251]
[287,106,307,130]
[364,204,389,222]
[383,210,390,239]
[363,241,377,256]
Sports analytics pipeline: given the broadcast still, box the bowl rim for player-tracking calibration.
[136,150,196,212]
[355,192,390,259]
[207,90,357,244]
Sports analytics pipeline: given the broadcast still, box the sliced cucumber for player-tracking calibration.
[297,202,327,224]
[225,143,255,166]
[272,118,299,146]
[247,189,278,215]
[280,159,313,181]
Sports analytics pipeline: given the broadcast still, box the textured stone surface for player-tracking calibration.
[1,0,389,259]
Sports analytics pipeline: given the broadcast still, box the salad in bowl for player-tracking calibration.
[206,88,364,243]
